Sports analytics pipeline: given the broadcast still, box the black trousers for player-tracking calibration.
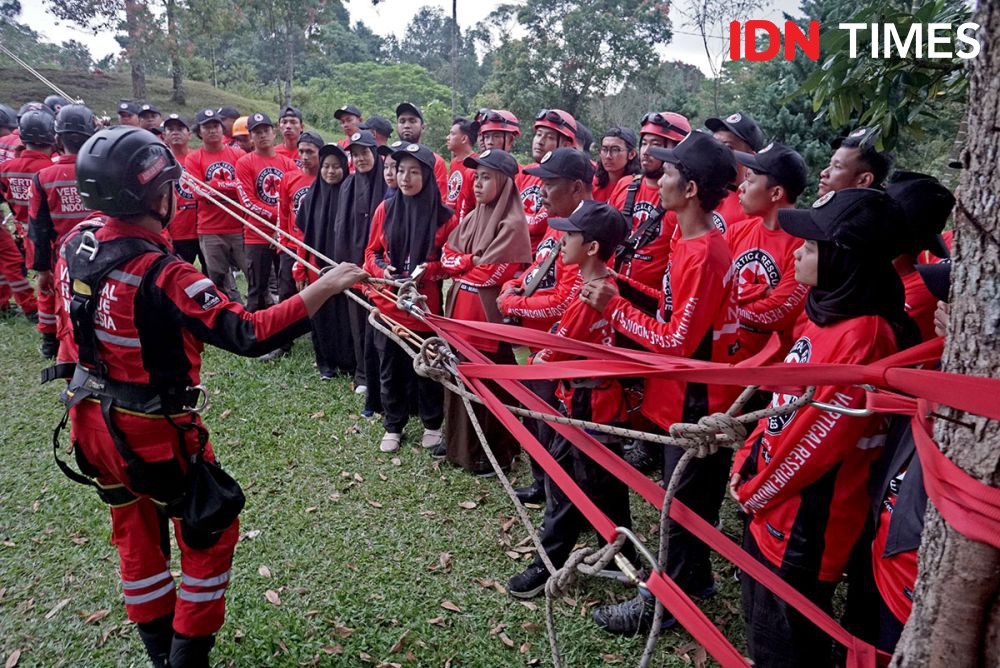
[537,420,635,568]
[740,524,837,668]
[373,329,443,434]
[345,295,369,388]
[173,238,205,270]
[661,443,733,595]
[523,379,558,489]
[245,244,276,312]
[363,319,383,413]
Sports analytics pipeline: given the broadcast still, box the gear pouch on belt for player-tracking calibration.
[180,452,245,549]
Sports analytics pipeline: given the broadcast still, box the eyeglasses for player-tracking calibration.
[640,112,687,137]
[599,146,625,156]
[535,109,574,131]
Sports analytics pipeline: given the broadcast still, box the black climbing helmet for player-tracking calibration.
[18,101,50,118]
[76,126,181,218]
[44,95,70,114]
[55,104,98,136]
[0,104,16,129]
[18,109,57,146]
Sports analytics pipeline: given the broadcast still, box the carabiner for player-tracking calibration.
[183,384,209,414]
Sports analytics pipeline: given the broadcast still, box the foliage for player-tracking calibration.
[797,0,971,150]
[587,60,706,134]
[0,11,95,71]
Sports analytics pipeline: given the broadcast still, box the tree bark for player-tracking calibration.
[166,0,185,105]
[124,0,148,100]
[284,11,294,107]
[892,4,1000,666]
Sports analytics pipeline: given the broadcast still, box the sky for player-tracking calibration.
[18,0,803,77]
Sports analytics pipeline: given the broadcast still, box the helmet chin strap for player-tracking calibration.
[149,187,175,230]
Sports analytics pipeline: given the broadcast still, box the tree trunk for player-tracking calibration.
[124,0,148,100]
[166,0,185,105]
[284,12,294,107]
[892,4,1000,666]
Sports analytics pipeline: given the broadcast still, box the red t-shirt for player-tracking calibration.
[592,174,631,203]
[498,226,582,333]
[515,167,548,251]
[727,216,809,358]
[277,169,313,250]
[235,151,299,244]
[605,228,739,428]
[440,241,521,353]
[610,176,678,290]
[712,190,743,235]
[734,315,897,582]
[446,156,478,223]
[871,466,918,624]
[902,270,938,342]
[184,145,246,235]
[274,142,302,168]
[167,148,197,241]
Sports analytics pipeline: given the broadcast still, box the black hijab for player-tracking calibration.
[806,242,920,350]
[384,161,453,277]
[333,146,386,264]
[296,145,349,267]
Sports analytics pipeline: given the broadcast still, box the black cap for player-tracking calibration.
[217,105,240,119]
[395,102,423,121]
[916,262,951,302]
[280,105,302,121]
[195,108,223,126]
[138,103,161,116]
[334,104,362,120]
[161,113,189,130]
[648,131,736,193]
[246,112,274,131]
[117,100,140,116]
[705,112,766,152]
[463,149,519,180]
[378,139,409,157]
[832,125,879,150]
[319,143,350,174]
[390,142,436,171]
[524,147,594,182]
[734,142,809,201]
[886,171,955,258]
[778,188,903,254]
[548,200,629,255]
[297,130,324,149]
[360,115,392,139]
[347,130,377,149]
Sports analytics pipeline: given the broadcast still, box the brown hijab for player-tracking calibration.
[447,170,533,265]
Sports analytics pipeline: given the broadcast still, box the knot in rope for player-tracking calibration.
[667,412,748,457]
[395,280,428,315]
[413,337,455,384]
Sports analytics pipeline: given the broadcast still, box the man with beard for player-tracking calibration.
[395,102,448,196]
[515,109,578,251]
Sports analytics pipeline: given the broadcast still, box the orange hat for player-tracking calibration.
[232,116,249,137]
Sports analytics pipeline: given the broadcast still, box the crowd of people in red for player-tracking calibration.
[0,94,956,667]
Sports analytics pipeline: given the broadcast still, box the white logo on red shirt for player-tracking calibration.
[256,166,283,205]
[521,184,542,215]
[205,161,236,181]
[767,336,812,434]
[447,170,462,203]
[734,248,780,293]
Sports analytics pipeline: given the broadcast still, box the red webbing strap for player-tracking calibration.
[437,327,750,667]
[912,402,1000,550]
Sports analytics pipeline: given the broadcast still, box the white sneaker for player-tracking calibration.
[355,385,367,395]
[380,432,402,452]
[420,428,443,449]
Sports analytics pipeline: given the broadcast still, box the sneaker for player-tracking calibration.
[40,332,59,359]
[514,482,545,504]
[379,432,402,453]
[361,407,376,418]
[506,563,549,599]
[624,440,661,474]
[320,372,334,381]
[259,347,289,362]
[591,592,675,636]
[420,428,443,449]
[430,443,447,460]
[355,385,367,395]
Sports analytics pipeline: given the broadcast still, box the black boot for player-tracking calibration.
[514,482,545,503]
[168,633,216,668]
[40,332,58,359]
[136,614,174,668]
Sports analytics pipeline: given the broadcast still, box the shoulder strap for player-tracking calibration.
[621,174,643,219]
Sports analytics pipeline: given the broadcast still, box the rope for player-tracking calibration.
[0,43,82,103]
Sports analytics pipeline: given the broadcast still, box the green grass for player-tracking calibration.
[0,305,749,667]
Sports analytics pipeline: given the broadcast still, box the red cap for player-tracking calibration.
[640,111,690,142]
[534,108,577,142]
[479,109,521,138]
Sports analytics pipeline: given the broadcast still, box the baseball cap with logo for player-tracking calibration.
[217,105,240,119]
[138,103,161,116]
[734,142,809,201]
[280,106,302,121]
[195,108,223,126]
[118,100,140,116]
[378,139,409,157]
[395,102,424,121]
[523,147,594,182]
[463,149,519,180]
[347,130,377,149]
[778,188,904,255]
[335,104,363,120]
[705,111,766,152]
[832,125,880,150]
[547,200,629,257]
[886,171,955,258]
[390,142,436,171]
[246,112,274,131]
[648,131,736,194]
[297,130,324,149]
[161,113,189,130]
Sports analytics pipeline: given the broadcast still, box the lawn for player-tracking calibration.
[0,307,748,667]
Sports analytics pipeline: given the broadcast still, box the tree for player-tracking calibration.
[164,0,184,103]
[587,60,705,133]
[476,0,672,119]
[892,3,1000,664]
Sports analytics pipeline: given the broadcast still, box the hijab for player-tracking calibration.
[296,145,349,267]
[384,161,453,277]
[806,242,920,350]
[447,169,533,265]
[333,146,386,264]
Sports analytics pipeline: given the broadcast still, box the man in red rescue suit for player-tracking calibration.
[476,109,520,153]
[28,104,98,358]
[704,111,767,234]
[49,126,367,668]
[515,109,578,251]
[0,109,56,324]
[497,148,590,503]
[584,132,741,636]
